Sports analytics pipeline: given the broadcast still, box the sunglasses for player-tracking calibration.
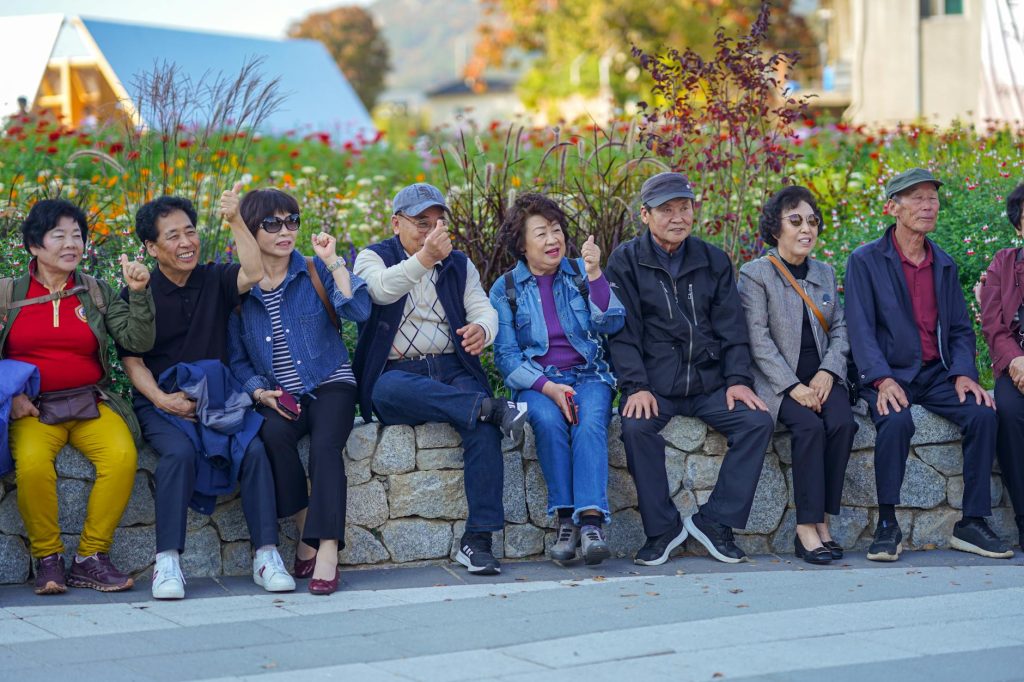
[259,214,301,233]
[784,213,821,228]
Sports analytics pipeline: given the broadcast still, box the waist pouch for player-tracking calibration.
[35,385,100,425]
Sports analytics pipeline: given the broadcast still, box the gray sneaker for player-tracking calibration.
[550,519,579,562]
[580,524,611,566]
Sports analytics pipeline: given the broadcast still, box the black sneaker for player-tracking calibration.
[580,524,611,566]
[484,400,528,440]
[455,532,501,575]
[866,520,902,561]
[950,518,1014,559]
[634,517,687,566]
[684,512,746,564]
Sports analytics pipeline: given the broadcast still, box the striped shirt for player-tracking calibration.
[263,284,355,395]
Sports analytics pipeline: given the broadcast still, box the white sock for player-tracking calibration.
[255,545,276,560]
[75,553,96,563]
[156,550,180,564]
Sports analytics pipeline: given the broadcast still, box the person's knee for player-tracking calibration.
[875,408,915,439]
[742,409,775,439]
[963,403,997,435]
[789,415,826,441]
[620,415,659,442]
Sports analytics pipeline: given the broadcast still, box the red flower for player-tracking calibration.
[48,131,61,141]
[178,140,192,149]
[46,146,58,154]
[289,149,300,158]
[108,142,124,154]
[127,150,141,161]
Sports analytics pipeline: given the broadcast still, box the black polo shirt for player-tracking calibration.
[119,263,241,381]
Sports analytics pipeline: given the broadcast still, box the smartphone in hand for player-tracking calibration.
[566,392,579,425]
[276,386,300,420]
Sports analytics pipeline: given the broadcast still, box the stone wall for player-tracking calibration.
[0,407,1017,584]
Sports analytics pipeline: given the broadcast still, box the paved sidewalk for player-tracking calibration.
[1,551,1023,681]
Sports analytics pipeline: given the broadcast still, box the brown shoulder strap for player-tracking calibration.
[765,255,830,334]
[305,257,339,329]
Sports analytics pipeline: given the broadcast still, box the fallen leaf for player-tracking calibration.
[728,588,743,594]
[262,663,278,670]
[712,672,724,678]
[646,592,660,596]
[736,604,749,608]
[592,576,606,582]
[620,593,638,598]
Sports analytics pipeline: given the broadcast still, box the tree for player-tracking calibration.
[289,6,391,110]
[468,0,817,109]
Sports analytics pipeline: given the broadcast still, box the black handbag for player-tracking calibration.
[35,385,101,425]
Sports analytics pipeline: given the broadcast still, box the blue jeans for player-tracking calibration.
[518,370,612,525]
[371,354,504,533]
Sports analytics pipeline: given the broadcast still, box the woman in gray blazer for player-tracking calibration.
[738,186,858,565]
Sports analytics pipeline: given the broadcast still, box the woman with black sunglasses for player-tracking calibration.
[737,186,858,565]
[227,188,371,594]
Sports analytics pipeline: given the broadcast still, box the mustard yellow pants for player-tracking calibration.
[9,403,137,558]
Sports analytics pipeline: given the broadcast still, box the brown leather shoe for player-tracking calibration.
[308,566,340,596]
[293,555,315,579]
[67,553,133,592]
[34,553,67,595]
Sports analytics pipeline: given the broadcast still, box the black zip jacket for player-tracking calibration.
[605,231,755,399]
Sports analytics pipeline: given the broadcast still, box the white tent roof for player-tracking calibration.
[0,14,63,113]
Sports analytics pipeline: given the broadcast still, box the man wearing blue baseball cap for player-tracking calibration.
[353,183,525,576]
[845,168,1012,561]
[605,172,774,566]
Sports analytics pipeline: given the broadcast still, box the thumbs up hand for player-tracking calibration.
[120,253,150,291]
[219,181,244,222]
[581,234,601,279]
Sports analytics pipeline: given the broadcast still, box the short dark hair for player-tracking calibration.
[239,188,300,236]
[498,193,570,263]
[21,199,89,251]
[758,185,823,247]
[1007,183,1024,233]
[135,196,198,244]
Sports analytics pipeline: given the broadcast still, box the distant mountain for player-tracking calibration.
[370,0,482,93]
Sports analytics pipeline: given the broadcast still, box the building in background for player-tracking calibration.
[0,14,374,141]
[814,0,1024,127]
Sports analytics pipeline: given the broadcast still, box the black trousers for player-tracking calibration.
[619,387,774,537]
[136,402,280,554]
[257,382,357,546]
[865,362,997,518]
[994,375,1024,517]
[777,386,857,524]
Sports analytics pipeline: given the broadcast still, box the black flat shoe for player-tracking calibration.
[821,540,843,560]
[794,535,832,565]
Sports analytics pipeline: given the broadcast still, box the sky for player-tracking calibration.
[0,0,373,38]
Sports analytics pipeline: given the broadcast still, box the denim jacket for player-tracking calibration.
[229,250,371,396]
[488,257,625,391]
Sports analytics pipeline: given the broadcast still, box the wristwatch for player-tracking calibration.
[327,257,346,272]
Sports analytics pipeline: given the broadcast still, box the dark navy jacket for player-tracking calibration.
[156,360,263,514]
[352,236,491,422]
[844,225,977,388]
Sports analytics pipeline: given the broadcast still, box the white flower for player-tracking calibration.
[301,166,316,174]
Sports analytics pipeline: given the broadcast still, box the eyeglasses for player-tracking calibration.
[259,214,301,233]
[399,213,447,230]
[784,213,821,228]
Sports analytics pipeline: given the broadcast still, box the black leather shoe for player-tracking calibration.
[794,535,832,564]
[821,540,844,560]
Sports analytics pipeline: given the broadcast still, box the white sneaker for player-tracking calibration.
[253,549,296,592]
[151,554,185,600]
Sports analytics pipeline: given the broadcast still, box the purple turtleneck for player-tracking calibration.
[530,272,611,391]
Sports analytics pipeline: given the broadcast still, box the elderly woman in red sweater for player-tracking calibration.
[979,182,1024,551]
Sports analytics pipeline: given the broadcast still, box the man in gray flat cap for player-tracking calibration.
[606,172,773,566]
[353,183,526,577]
[845,168,1012,561]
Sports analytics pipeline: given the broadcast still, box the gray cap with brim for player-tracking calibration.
[885,168,943,199]
[641,172,696,208]
[392,183,450,216]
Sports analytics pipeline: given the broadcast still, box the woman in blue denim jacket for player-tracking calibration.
[489,193,625,565]
[228,188,370,595]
